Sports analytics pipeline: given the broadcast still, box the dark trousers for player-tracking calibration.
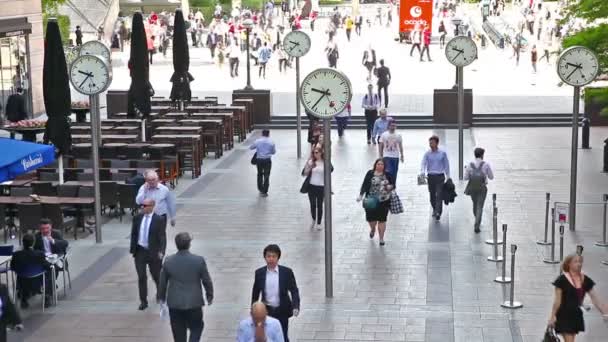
[209,46,216,59]
[364,109,378,140]
[256,158,271,194]
[378,84,389,108]
[259,62,267,78]
[308,184,324,224]
[149,50,154,64]
[266,306,290,342]
[410,43,421,57]
[470,187,488,229]
[421,44,431,61]
[346,28,352,41]
[169,307,204,342]
[427,174,445,216]
[191,31,197,46]
[134,246,161,304]
[355,24,361,35]
[335,116,348,136]
[279,58,288,72]
[0,323,6,342]
[229,57,239,77]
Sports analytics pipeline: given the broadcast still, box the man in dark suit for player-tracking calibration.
[206,31,218,59]
[33,218,69,256]
[158,232,213,342]
[11,233,53,308]
[0,283,23,342]
[130,198,166,311]
[5,87,27,124]
[251,244,300,342]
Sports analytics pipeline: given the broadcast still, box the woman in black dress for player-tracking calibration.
[548,254,608,342]
[357,159,394,246]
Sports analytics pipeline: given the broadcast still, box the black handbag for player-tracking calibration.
[542,326,559,342]
[300,174,311,194]
[250,152,257,165]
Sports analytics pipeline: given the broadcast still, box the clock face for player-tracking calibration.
[283,30,311,58]
[80,40,111,62]
[69,55,112,95]
[445,36,478,67]
[557,46,599,86]
[300,68,352,119]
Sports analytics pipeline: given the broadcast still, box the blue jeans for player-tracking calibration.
[383,157,400,183]
[335,116,349,136]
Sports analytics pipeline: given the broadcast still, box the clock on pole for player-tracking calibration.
[556,46,599,232]
[79,40,111,63]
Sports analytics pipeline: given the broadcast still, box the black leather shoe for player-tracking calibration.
[138,303,148,311]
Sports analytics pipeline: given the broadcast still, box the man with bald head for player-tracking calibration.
[130,198,167,311]
[136,170,177,229]
[237,302,284,342]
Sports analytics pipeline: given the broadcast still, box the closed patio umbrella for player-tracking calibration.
[127,12,154,119]
[42,19,72,184]
[170,9,194,108]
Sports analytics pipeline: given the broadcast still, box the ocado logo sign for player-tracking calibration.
[410,6,422,18]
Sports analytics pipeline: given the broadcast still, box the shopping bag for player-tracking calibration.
[542,326,559,342]
[389,192,404,214]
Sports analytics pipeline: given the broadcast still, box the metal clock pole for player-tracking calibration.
[296,57,302,159]
[323,118,333,298]
[569,85,580,231]
[89,93,103,243]
[457,65,464,181]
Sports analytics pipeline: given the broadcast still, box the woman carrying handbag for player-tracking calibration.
[548,254,608,342]
[357,159,394,246]
[301,148,333,231]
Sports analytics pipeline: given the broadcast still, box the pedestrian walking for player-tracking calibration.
[357,158,395,246]
[335,103,351,137]
[548,254,608,342]
[158,232,214,342]
[277,45,288,73]
[130,198,166,311]
[378,119,404,183]
[119,21,129,52]
[438,20,447,48]
[135,170,177,229]
[355,15,363,36]
[250,129,276,197]
[258,42,272,79]
[325,38,339,68]
[371,108,391,145]
[409,25,422,58]
[251,244,300,342]
[464,147,494,233]
[419,135,450,220]
[420,25,432,62]
[206,30,219,59]
[75,26,83,46]
[362,84,380,145]
[539,37,552,64]
[531,44,538,73]
[228,38,240,78]
[375,59,391,107]
[345,16,354,41]
[362,46,377,81]
[237,302,285,342]
[301,148,332,230]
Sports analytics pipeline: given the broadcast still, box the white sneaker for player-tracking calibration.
[310,221,316,229]
[315,223,322,231]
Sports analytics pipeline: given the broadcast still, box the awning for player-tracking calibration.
[0,17,32,38]
[0,138,55,183]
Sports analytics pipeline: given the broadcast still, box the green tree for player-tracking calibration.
[41,0,71,44]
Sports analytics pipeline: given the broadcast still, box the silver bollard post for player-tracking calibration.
[559,225,565,262]
[495,224,512,283]
[537,192,551,245]
[488,213,503,262]
[544,208,560,264]
[493,193,497,209]
[595,195,608,247]
[486,206,503,245]
[501,244,523,309]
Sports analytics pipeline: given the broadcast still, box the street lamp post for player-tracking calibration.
[243,18,254,90]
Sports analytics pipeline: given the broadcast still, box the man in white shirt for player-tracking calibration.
[464,147,494,233]
[379,119,404,183]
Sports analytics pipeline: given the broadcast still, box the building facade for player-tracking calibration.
[0,0,44,118]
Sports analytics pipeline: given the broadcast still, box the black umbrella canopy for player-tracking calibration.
[42,19,72,155]
[127,11,154,118]
[170,9,194,102]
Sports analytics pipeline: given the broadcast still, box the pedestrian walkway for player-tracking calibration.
[10,127,608,342]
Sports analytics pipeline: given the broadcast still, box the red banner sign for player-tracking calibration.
[399,0,433,32]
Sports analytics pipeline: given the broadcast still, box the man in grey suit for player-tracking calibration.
[158,232,214,342]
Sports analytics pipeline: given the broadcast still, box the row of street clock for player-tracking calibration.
[68,41,113,96]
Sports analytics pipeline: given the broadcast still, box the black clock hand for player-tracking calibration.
[78,70,93,77]
[289,40,299,46]
[311,88,326,94]
[566,66,579,80]
[311,93,326,111]
[566,62,580,69]
[450,51,463,62]
[79,75,91,88]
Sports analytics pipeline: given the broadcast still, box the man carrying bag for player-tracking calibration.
[464,147,494,233]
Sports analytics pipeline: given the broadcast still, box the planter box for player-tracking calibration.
[585,87,608,126]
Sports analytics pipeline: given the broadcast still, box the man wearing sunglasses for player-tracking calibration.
[130,198,167,311]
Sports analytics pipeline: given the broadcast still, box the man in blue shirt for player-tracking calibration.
[250,129,276,197]
[420,135,451,220]
[371,108,391,145]
[237,302,284,342]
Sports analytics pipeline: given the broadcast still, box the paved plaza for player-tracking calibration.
[8,125,608,342]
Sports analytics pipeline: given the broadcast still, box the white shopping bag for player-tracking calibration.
[159,302,170,321]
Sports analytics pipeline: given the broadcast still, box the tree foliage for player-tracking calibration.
[562,0,608,73]
[41,0,67,13]
[41,0,70,44]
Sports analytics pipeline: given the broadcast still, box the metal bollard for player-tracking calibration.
[604,139,608,173]
[559,225,565,262]
[581,117,590,149]
[501,244,523,309]
[544,208,560,264]
[493,193,497,209]
[595,195,608,247]
[488,212,503,262]
[537,193,551,245]
[495,224,512,284]
[486,206,503,245]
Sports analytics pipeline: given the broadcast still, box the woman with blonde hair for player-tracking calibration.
[302,147,332,231]
[548,254,608,342]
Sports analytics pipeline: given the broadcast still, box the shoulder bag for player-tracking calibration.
[250,152,258,165]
